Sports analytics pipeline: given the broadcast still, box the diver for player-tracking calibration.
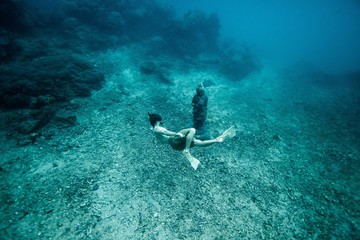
[148,112,236,170]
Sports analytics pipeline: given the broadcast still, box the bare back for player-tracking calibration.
[152,126,171,144]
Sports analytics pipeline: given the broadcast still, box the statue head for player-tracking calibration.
[196,83,205,96]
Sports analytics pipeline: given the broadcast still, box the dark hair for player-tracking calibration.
[148,112,162,127]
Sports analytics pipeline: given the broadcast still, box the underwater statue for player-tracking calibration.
[192,83,212,140]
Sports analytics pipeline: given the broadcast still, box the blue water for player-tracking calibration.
[25,0,360,73]
[165,0,360,74]
[1,1,359,239]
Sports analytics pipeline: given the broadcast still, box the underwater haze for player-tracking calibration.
[1,0,359,239]
[165,0,360,74]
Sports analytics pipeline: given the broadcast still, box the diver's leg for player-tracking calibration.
[184,151,200,170]
[193,138,219,147]
[184,128,196,150]
[177,128,192,136]
[193,126,236,147]
[216,126,236,142]
[182,128,200,170]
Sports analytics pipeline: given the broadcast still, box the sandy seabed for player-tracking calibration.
[0,43,359,240]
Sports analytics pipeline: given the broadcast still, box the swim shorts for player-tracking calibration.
[168,133,195,151]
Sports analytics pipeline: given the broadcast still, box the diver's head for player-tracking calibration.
[148,112,162,127]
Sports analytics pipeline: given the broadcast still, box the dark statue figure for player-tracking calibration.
[192,83,212,140]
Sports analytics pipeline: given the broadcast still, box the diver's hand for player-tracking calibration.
[176,132,184,137]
